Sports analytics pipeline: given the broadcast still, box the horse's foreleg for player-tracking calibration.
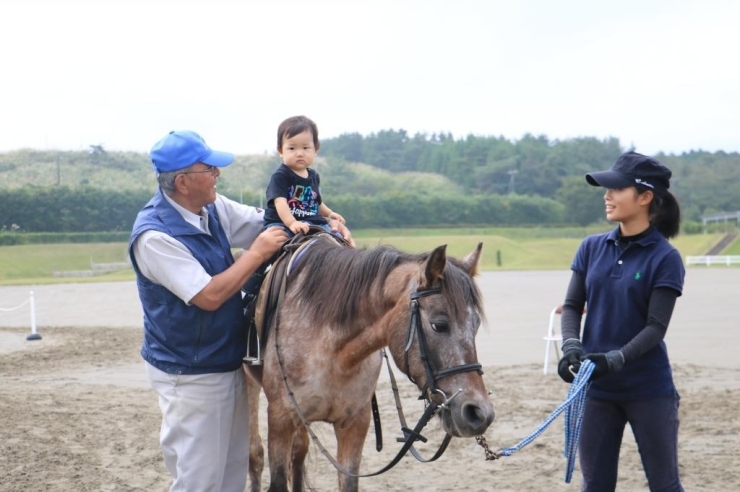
[333,402,372,492]
[266,402,296,492]
[290,426,309,492]
[244,372,264,492]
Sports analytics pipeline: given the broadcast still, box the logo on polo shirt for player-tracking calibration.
[634,271,642,280]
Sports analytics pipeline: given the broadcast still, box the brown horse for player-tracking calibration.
[244,235,494,492]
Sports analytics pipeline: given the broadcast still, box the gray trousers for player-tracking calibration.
[146,363,250,492]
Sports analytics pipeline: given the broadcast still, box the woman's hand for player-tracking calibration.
[584,350,625,380]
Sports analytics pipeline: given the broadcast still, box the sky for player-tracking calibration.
[1,0,738,157]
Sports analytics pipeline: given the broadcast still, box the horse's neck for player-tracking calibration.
[333,264,417,370]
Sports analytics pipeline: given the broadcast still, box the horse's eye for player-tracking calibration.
[431,322,449,333]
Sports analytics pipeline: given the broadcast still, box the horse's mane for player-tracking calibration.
[289,237,484,329]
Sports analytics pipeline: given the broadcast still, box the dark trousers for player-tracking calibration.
[579,394,683,492]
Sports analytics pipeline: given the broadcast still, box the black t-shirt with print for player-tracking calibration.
[263,164,326,226]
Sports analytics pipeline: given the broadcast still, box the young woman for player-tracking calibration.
[558,151,685,491]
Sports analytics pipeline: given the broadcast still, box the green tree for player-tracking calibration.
[555,176,605,226]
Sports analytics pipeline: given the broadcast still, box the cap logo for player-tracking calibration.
[634,178,654,189]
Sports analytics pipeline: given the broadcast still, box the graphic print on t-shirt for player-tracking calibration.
[287,184,319,219]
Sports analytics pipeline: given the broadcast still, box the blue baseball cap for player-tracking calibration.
[149,130,234,173]
[586,151,671,195]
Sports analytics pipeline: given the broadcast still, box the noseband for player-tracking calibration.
[403,285,483,402]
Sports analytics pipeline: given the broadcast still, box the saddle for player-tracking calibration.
[243,227,349,365]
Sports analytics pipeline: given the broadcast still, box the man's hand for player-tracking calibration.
[249,227,288,262]
[557,338,583,383]
[329,219,355,247]
[328,212,346,224]
[584,350,625,380]
[192,227,288,312]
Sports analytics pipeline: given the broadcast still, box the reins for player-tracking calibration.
[381,349,452,462]
[475,359,595,483]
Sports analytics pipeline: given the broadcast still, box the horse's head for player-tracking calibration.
[388,243,494,438]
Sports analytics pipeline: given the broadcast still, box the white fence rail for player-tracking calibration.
[52,257,131,278]
[685,255,740,266]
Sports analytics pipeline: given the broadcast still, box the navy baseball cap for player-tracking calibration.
[149,130,234,173]
[586,151,672,194]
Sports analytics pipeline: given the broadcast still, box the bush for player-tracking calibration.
[0,232,131,246]
[681,220,703,235]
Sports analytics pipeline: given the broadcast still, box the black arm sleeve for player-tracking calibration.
[560,271,586,341]
[619,287,679,363]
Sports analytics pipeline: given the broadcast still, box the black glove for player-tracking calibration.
[584,350,625,380]
[557,338,583,383]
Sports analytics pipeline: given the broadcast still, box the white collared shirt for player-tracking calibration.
[132,193,264,304]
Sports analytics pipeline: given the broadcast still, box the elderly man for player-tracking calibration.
[129,130,350,491]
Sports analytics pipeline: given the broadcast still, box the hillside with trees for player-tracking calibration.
[1,133,738,235]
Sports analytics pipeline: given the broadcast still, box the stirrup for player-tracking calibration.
[243,326,262,366]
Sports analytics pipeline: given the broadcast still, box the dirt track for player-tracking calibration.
[1,269,738,491]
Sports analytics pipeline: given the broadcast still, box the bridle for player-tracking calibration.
[402,284,483,406]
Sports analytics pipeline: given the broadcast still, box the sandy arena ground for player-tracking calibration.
[1,268,738,491]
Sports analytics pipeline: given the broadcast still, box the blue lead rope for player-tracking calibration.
[562,359,593,482]
[494,359,594,483]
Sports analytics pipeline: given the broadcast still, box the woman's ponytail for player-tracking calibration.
[649,191,681,239]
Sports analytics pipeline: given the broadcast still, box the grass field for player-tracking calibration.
[0,243,132,285]
[356,229,724,270]
[0,228,729,285]
[724,235,740,255]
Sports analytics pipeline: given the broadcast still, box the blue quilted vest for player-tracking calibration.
[129,189,245,374]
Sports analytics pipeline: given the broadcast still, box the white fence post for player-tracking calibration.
[26,291,41,341]
[0,292,40,340]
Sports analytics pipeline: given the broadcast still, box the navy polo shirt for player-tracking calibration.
[572,226,684,399]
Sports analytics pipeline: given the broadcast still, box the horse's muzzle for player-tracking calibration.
[440,393,494,437]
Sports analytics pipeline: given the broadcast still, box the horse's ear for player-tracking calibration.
[424,244,447,286]
[460,242,483,276]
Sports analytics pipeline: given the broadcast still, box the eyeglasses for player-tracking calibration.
[180,165,218,176]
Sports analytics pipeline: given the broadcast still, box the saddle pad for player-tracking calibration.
[253,230,346,349]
